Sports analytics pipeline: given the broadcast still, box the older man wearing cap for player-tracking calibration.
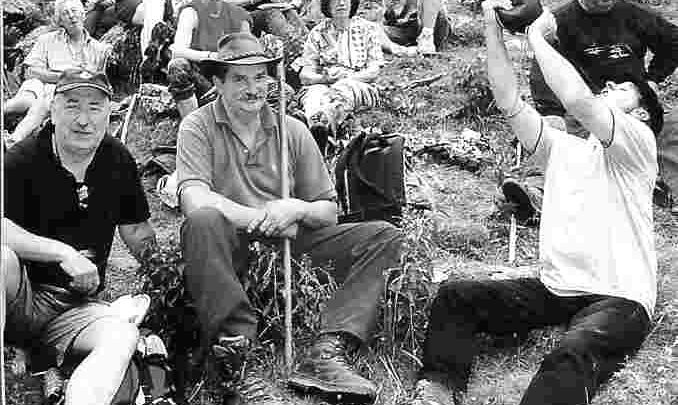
[2,69,156,405]
[176,31,403,403]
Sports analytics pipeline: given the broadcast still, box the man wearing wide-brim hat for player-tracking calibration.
[176,31,404,403]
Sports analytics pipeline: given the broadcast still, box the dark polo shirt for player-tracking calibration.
[176,98,336,207]
[3,124,150,291]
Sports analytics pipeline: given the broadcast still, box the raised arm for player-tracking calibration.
[483,0,543,153]
[527,9,614,144]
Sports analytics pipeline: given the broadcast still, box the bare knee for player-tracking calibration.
[1,245,22,299]
[72,318,139,357]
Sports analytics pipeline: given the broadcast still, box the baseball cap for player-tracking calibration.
[54,69,113,98]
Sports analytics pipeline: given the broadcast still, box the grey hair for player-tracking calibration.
[54,0,85,21]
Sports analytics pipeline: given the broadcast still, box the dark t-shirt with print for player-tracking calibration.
[3,124,150,291]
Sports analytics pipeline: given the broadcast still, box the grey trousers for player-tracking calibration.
[180,207,403,345]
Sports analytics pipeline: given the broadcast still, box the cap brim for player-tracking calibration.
[201,54,282,66]
[55,83,113,97]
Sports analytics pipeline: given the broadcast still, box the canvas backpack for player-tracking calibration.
[334,131,406,226]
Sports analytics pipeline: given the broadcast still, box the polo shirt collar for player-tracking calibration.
[213,96,278,135]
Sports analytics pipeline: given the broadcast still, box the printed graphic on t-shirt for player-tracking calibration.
[583,43,633,62]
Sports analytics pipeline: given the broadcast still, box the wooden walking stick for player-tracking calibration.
[119,92,139,145]
[277,57,294,374]
[508,141,522,263]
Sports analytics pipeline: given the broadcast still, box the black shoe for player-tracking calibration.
[288,333,376,402]
[501,178,542,222]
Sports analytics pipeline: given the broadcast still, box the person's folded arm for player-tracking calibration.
[25,66,63,84]
[299,65,329,85]
[2,217,100,293]
[254,198,335,238]
[527,10,613,145]
[180,182,264,229]
[348,64,380,82]
[2,217,78,263]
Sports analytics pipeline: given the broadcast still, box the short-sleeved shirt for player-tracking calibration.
[23,28,111,74]
[534,108,658,317]
[177,0,251,52]
[293,17,384,73]
[176,97,336,207]
[3,125,150,291]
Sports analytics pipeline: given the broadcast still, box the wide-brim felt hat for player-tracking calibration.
[201,32,282,67]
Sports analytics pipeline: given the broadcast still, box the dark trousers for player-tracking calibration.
[420,278,650,405]
[180,207,403,345]
[659,107,678,198]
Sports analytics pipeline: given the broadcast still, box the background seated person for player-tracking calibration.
[293,0,383,150]
[84,0,170,59]
[167,0,251,118]
[381,0,449,55]
[3,0,111,147]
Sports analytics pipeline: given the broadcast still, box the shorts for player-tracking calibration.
[115,0,143,24]
[16,79,55,103]
[5,261,114,371]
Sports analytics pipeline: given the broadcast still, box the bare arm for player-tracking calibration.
[25,67,63,84]
[171,8,251,61]
[348,65,380,83]
[118,221,157,261]
[3,217,78,263]
[2,218,99,294]
[483,0,543,152]
[299,65,329,85]
[527,10,613,144]
[181,183,262,227]
[252,198,336,237]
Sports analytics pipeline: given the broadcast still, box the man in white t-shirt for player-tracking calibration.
[408,3,662,405]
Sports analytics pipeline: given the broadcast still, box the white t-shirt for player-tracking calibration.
[535,108,658,317]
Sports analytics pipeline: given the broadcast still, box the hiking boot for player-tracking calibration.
[288,333,376,402]
[224,369,292,405]
[211,335,251,385]
[501,178,542,223]
[410,379,461,405]
[417,28,437,55]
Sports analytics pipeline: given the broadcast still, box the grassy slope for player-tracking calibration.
[6,0,678,404]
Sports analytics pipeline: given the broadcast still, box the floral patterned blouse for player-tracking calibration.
[293,17,383,73]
